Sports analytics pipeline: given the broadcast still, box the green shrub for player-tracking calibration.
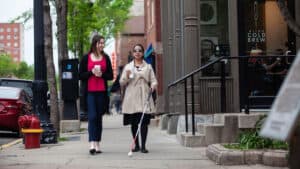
[225,115,288,150]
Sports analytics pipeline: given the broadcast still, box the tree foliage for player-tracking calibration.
[67,0,133,58]
[14,61,34,79]
[0,54,16,77]
[0,53,33,79]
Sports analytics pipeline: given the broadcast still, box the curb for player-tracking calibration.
[0,138,22,150]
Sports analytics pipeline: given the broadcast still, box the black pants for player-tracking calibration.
[131,124,148,149]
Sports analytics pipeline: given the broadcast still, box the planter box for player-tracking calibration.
[206,144,288,167]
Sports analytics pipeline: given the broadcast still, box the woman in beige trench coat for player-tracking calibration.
[119,44,158,153]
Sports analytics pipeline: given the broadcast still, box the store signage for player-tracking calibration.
[247,30,266,43]
[260,51,300,141]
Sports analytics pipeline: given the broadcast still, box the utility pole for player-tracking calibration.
[33,0,57,144]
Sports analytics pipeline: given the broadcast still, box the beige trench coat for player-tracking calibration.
[119,60,158,114]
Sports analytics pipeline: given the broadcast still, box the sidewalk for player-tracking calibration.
[0,115,287,169]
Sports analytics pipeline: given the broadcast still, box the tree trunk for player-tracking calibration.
[277,0,300,36]
[55,0,69,121]
[44,0,60,133]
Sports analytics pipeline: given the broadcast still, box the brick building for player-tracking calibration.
[0,23,24,62]
[115,0,145,67]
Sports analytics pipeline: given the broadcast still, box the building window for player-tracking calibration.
[7,42,11,47]
[7,35,11,40]
[200,1,217,25]
[13,28,18,32]
[0,28,4,32]
[14,34,18,40]
[200,0,229,77]
[6,28,11,32]
[14,42,18,47]
[0,35,4,40]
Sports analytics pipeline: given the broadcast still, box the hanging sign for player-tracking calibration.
[260,51,300,141]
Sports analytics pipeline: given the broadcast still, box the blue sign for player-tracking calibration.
[66,64,72,70]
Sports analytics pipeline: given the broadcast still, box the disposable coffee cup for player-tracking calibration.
[129,67,135,79]
[129,72,134,79]
[94,65,101,72]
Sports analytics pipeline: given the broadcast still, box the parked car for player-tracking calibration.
[0,86,32,134]
[0,78,50,114]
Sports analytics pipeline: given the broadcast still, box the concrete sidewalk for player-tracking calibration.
[0,115,287,169]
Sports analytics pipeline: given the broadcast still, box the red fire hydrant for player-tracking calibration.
[18,115,43,149]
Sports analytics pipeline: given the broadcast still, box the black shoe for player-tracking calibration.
[132,146,140,152]
[141,148,149,153]
[96,150,102,154]
[89,149,96,155]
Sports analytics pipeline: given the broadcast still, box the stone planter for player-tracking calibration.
[206,144,288,167]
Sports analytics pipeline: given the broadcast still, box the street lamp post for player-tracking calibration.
[33,0,57,144]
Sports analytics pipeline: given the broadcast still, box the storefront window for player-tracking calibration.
[238,0,295,56]
[238,0,296,109]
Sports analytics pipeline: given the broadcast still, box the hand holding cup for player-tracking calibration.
[93,65,102,77]
[126,70,134,79]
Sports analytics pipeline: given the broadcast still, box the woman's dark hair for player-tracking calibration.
[132,44,145,53]
[89,34,105,55]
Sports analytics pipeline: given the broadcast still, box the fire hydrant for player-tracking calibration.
[18,115,43,149]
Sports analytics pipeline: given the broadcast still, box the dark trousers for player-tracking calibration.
[131,124,148,149]
[87,92,105,142]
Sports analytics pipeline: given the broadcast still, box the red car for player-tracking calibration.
[0,86,32,134]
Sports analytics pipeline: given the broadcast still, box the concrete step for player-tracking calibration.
[213,112,266,128]
[196,123,223,135]
[161,112,266,148]
[178,132,207,147]
[176,114,213,135]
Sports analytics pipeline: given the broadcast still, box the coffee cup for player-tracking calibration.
[129,72,134,79]
[94,65,101,72]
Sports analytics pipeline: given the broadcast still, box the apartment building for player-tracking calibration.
[115,0,145,67]
[0,23,24,62]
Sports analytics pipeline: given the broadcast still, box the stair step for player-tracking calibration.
[179,132,207,147]
[197,123,223,135]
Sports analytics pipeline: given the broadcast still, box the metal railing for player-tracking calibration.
[168,56,227,135]
[167,54,295,135]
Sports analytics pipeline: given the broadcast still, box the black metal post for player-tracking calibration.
[244,57,250,114]
[33,0,57,144]
[191,75,195,135]
[289,125,300,169]
[220,59,226,113]
[184,79,188,133]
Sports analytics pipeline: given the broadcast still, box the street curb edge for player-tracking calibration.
[0,138,22,150]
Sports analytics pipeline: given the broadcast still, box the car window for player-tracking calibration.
[0,88,20,99]
[0,80,33,97]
